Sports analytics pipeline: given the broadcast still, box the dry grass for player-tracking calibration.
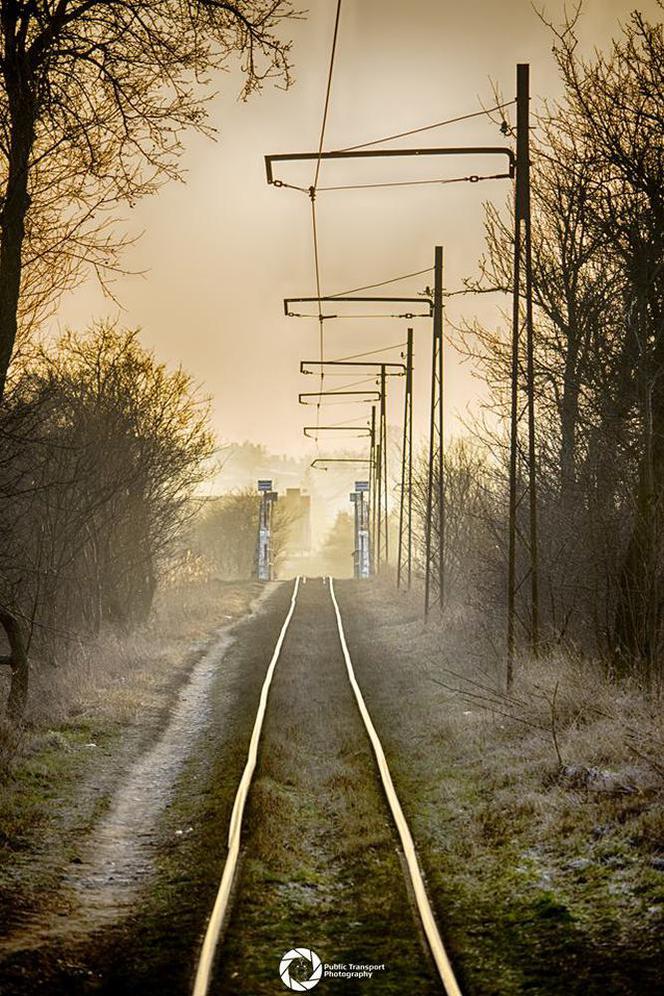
[337,577,664,995]
[0,578,260,906]
[0,721,25,780]
[6,579,260,735]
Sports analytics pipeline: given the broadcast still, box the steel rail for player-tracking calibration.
[328,578,463,996]
[192,577,301,996]
[193,575,461,994]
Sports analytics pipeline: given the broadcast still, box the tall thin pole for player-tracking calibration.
[376,393,383,571]
[397,328,414,590]
[424,246,444,619]
[370,404,376,573]
[381,364,389,566]
[407,335,413,589]
[523,67,539,657]
[436,249,445,612]
[507,63,538,688]
[352,490,360,579]
[358,490,370,578]
[507,207,521,689]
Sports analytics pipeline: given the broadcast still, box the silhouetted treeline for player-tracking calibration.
[415,10,664,687]
[0,323,213,717]
[0,2,299,720]
[189,491,295,580]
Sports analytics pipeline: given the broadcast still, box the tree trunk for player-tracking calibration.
[0,66,37,711]
[612,287,664,682]
[0,605,29,721]
[558,304,581,512]
[613,475,659,677]
[0,87,35,397]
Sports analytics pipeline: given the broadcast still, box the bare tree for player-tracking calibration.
[0,321,214,716]
[192,491,261,580]
[547,8,664,676]
[0,1,299,716]
[452,8,664,674]
[0,0,300,396]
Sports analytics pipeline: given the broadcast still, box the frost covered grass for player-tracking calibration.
[337,577,664,995]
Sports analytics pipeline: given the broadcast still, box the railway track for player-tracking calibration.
[193,576,461,996]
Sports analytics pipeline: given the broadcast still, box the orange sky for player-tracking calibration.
[51,0,662,477]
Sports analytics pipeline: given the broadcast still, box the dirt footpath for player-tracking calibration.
[0,577,442,996]
[0,580,295,995]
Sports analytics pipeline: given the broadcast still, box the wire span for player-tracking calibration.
[311,0,343,433]
[335,100,517,153]
[289,312,429,320]
[332,342,407,363]
[325,414,372,428]
[330,267,433,298]
[314,0,343,191]
[335,376,381,390]
[317,172,511,193]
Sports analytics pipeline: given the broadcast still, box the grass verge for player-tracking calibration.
[336,577,664,996]
[0,579,261,937]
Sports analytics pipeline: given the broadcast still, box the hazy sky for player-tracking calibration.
[52,0,662,472]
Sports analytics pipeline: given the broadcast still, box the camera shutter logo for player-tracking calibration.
[279,948,323,991]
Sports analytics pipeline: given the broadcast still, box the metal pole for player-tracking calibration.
[370,405,376,573]
[397,345,407,589]
[424,246,444,619]
[522,66,540,657]
[352,491,360,579]
[257,489,270,581]
[507,219,521,688]
[397,328,414,590]
[376,401,382,571]
[436,249,445,612]
[358,490,370,578]
[381,364,389,566]
[267,494,274,580]
[407,331,413,590]
[507,63,538,687]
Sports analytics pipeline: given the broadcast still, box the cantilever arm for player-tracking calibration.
[284,295,433,319]
[265,146,515,185]
[311,457,371,469]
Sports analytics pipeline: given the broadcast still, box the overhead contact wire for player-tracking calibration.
[313,0,343,191]
[310,0,343,435]
[332,342,407,363]
[317,172,509,192]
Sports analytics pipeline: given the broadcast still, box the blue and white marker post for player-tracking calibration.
[350,481,371,579]
[257,480,278,581]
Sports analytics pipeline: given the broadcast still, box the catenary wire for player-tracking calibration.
[329,267,433,297]
[317,171,510,193]
[311,0,343,432]
[288,312,430,320]
[331,342,407,362]
[335,99,516,152]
